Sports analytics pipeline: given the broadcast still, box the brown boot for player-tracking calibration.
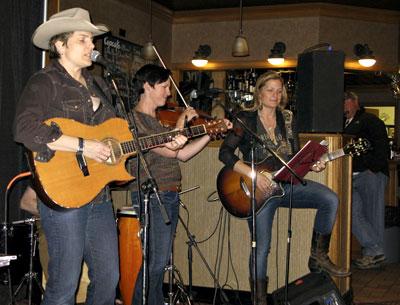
[249,277,268,305]
[308,231,351,277]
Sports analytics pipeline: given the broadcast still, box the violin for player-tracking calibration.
[149,45,217,128]
[156,105,214,128]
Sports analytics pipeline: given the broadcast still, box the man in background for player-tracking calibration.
[344,91,390,269]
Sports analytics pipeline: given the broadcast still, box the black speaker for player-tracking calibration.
[271,272,346,305]
[296,50,345,133]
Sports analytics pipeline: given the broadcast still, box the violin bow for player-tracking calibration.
[151,44,189,108]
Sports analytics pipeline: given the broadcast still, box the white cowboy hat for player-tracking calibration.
[32,7,109,50]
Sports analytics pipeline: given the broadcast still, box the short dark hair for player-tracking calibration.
[135,64,171,87]
[48,32,73,59]
[131,64,171,105]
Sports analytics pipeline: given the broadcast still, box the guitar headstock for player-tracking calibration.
[344,138,371,156]
[204,119,228,139]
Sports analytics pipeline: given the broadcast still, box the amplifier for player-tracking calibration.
[271,272,346,305]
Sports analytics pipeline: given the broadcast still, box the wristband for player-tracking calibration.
[76,137,89,176]
[77,137,84,153]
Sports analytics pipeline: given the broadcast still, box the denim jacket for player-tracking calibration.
[13,60,115,161]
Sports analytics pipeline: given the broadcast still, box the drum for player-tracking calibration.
[117,207,142,305]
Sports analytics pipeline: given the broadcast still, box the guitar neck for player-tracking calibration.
[120,124,207,154]
[321,148,345,163]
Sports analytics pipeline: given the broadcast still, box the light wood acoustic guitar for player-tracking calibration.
[216,138,370,219]
[29,117,227,209]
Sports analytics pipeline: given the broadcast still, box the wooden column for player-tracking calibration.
[385,160,399,207]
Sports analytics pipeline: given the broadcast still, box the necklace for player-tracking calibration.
[259,114,277,144]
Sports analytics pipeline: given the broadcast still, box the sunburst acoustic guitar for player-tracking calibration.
[216,138,370,219]
[29,117,227,209]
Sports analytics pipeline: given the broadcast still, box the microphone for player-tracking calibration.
[189,88,224,100]
[90,50,120,73]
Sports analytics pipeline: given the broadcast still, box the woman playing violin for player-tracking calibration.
[128,64,231,305]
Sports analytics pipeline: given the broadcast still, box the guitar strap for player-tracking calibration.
[282,110,293,136]
[282,109,295,155]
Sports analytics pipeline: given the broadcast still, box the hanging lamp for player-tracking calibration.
[142,0,157,61]
[232,0,249,57]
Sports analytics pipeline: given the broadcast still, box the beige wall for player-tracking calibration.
[55,2,399,71]
[171,4,400,71]
[172,16,320,63]
[319,16,399,70]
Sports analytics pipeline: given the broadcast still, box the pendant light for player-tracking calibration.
[142,0,157,61]
[232,0,249,57]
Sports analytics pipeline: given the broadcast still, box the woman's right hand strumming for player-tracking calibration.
[82,139,111,163]
[256,172,275,194]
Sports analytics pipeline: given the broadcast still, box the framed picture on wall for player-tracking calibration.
[365,106,395,139]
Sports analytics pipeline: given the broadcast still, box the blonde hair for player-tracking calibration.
[243,71,288,112]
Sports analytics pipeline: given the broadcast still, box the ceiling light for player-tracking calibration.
[232,0,249,57]
[192,44,211,67]
[141,0,157,61]
[354,43,376,68]
[267,42,286,65]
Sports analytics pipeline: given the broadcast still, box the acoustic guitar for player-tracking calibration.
[29,117,227,209]
[216,138,370,219]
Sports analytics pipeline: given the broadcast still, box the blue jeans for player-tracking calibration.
[39,200,119,305]
[132,191,180,305]
[247,179,338,280]
[352,170,388,257]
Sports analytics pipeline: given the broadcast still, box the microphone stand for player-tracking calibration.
[139,180,154,305]
[178,206,230,304]
[225,109,305,305]
[249,138,257,304]
[103,69,170,305]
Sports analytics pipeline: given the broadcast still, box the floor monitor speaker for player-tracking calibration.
[296,50,345,133]
[271,272,346,305]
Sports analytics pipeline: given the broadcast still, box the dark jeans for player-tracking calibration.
[39,200,119,305]
[247,179,338,280]
[132,191,180,305]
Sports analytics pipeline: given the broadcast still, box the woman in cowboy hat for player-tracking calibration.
[14,8,120,305]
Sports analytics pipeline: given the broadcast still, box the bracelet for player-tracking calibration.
[77,137,84,154]
[76,137,89,176]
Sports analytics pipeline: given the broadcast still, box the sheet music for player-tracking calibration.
[274,140,328,184]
